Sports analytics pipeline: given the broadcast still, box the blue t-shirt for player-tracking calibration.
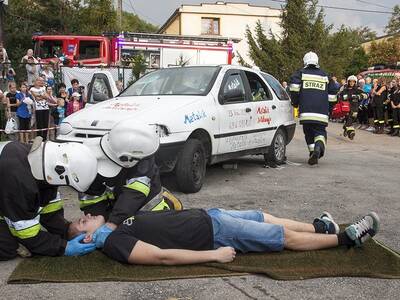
[56,106,65,125]
[16,92,32,119]
[363,84,372,94]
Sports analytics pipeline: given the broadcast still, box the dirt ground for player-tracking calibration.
[0,122,399,299]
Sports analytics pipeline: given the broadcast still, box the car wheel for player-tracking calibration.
[175,139,206,193]
[265,128,286,165]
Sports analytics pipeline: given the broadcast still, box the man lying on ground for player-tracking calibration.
[68,208,380,265]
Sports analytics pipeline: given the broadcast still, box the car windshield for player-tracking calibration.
[120,66,219,97]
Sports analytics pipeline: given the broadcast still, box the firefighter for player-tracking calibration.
[390,79,400,136]
[0,137,98,260]
[289,51,336,165]
[78,119,182,227]
[338,75,368,140]
[371,79,388,134]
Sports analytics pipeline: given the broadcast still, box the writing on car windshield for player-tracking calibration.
[120,66,219,97]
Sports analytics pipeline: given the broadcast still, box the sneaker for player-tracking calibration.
[313,211,339,234]
[345,212,380,247]
[366,126,375,132]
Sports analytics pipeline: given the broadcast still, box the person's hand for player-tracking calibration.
[214,247,236,263]
[92,224,113,248]
[65,233,96,256]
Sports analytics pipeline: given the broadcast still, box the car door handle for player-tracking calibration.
[272,105,277,110]
[245,107,252,113]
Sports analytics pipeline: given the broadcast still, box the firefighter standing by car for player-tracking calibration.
[78,119,182,227]
[289,51,337,165]
[0,137,98,260]
[390,79,400,136]
[338,75,368,140]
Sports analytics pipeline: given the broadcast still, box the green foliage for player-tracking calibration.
[130,53,148,83]
[386,5,400,35]
[243,0,373,81]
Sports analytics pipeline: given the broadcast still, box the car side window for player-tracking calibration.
[261,73,290,101]
[244,71,272,101]
[220,73,246,104]
[90,75,112,103]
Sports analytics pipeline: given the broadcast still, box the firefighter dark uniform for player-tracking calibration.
[390,87,400,136]
[371,84,387,134]
[338,85,368,140]
[79,155,181,225]
[289,66,336,164]
[0,142,69,260]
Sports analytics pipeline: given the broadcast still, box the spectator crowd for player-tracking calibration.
[0,45,87,142]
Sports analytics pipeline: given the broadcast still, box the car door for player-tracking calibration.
[242,70,280,149]
[215,69,256,154]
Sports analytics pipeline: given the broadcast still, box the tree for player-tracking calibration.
[386,5,400,35]
[368,38,400,65]
[130,53,148,82]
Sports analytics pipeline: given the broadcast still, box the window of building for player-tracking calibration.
[201,18,220,35]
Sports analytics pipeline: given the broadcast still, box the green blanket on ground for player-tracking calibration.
[8,239,400,283]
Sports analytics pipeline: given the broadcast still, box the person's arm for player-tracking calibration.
[376,86,386,96]
[128,240,236,265]
[289,70,301,108]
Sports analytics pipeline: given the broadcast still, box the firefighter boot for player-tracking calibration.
[343,125,347,137]
[308,142,322,166]
[348,130,355,140]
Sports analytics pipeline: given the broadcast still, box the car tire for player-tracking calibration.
[175,139,206,193]
[265,128,287,165]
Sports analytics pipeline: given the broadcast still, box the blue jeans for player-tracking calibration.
[207,208,284,253]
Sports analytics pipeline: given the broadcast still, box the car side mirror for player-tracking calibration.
[223,88,244,103]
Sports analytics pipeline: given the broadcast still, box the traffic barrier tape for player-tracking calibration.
[0,126,59,133]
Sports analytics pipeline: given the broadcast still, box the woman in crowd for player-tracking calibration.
[15,82,33,143]
[46,85,58,139]
[41,64,55,88]
[30,77,51,140]
[5,82,19,141]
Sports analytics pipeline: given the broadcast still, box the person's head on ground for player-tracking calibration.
[68,214,106,242]
[85,120,160,178]
[303,51,319,68]
[27,137,98,192]
[8,81,17,93]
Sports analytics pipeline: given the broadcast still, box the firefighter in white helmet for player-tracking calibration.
[78,119,182,230]
[0,137,98,260]
[337,75,368,140]
[289,51,337,165]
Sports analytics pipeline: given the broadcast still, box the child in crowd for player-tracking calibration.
[16,82,33,143]
[52,98,66,126]
[67,92,83,116]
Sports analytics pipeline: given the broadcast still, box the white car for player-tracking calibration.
[58,65,296,193]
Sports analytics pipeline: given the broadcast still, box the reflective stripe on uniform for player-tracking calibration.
[151,200,170,211]
[41,192,64,214]
[289,83,301,92]
[5,215,41,239]
[328,94,337,102]
[301,74,329,83]
[345,126,355,131]
[314,135,326,147]
[299,113,329,124]
[379,120,385,124]
[393,125,400,128]
[125,176,151,197]
[307,143,315,152]
[79,192,109,209]
[0,216,4,221]
[374,119,379,123]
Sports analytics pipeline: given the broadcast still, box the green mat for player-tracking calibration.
[8,239,400,284]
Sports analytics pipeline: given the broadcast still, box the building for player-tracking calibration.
[158,1,282,64]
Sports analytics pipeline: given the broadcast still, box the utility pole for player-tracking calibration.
[117,0,123,31]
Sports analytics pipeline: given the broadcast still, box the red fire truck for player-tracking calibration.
[32,32,239,67]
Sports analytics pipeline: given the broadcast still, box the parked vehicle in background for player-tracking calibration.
[58,65,295,193]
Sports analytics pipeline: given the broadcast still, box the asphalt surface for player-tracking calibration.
[1,122,399,300]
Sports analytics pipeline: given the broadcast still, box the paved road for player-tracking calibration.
[1,122,399,300]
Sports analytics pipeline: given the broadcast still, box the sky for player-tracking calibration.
[122,0,398,35]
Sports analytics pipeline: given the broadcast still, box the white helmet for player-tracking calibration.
[347,75,357,83]
[86,120,160,178]
[28,137,98,192]
[303,51,319,68]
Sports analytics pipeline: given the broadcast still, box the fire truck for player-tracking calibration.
[32,32,240,67]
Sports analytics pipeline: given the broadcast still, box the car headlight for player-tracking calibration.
[154,124,170,138]
[58,122,73,135]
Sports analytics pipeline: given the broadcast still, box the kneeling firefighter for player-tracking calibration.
[289,51,337,165]
[0,138,98,260]
[338,75,368,140]
[79,119,183,227]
